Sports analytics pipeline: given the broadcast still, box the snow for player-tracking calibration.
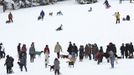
[0,0,134,75]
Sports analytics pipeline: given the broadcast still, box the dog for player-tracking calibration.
[88,7,92,12]
[122,17,126,21]
[34,51,43,56]
[56,24,63,31]
[57,11,63,15]
[49,12,53,16]
[38,16,41,20]
[66,61,74,67]
[60,54,68,59]
[6,20,10,23]
[48,65,54,71]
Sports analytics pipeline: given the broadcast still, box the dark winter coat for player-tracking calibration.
[96,51,103,60]
[79,45,84,60]
[20,53,27,65]
[120,45,125,55]
[8,13,13,20]
[72,45,78,55]
[21,44,27,53]
[129,43,133,53]
[5,56,14,67]
[67,43,73,54]
[40,10,45,17]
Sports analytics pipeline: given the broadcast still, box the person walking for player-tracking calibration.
[54,42,62,59]
[40,10,45,20]
[44,45,50,68]
[120,43,125,58]
[108,50,115,68]
[54,58,60,75]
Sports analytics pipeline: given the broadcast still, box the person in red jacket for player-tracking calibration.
[44,45,50,68]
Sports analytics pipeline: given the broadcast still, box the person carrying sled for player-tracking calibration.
[103,0,111,8]
[8,12,13,22]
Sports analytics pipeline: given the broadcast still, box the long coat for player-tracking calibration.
[54,43,62,53]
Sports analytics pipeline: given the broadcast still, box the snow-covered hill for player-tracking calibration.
[0,0,134,75]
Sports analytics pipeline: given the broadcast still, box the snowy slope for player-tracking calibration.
[0,0,134,75]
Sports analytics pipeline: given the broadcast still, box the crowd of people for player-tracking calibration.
[1,41,134,75]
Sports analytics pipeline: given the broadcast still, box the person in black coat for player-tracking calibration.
[128,42,133,57]
[79,45,84,61]
[18,53,27,72]
[67,42,73,55]
[17,43,21,60]
[120,43,125,58]
[72,43,78,57]
[125,44,129,58]
[4,55,14,74]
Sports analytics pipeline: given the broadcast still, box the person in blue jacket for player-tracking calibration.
[40,10,45,20]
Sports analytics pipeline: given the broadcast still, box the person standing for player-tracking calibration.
[29,42,36,63]
[54,58,60,75]
[120,43,125,58]
[17,43,21,60]
[79,45,84,62]
[44,45,50,68]
[108,50,115,68]
[67,42,73,55]
[0,43,5,58]
[19,53,27,72]
[96,46,104,64]
[115,12,120,24]
[4,55,14,74]
[54,42,62,59]
[8,12,13,22]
